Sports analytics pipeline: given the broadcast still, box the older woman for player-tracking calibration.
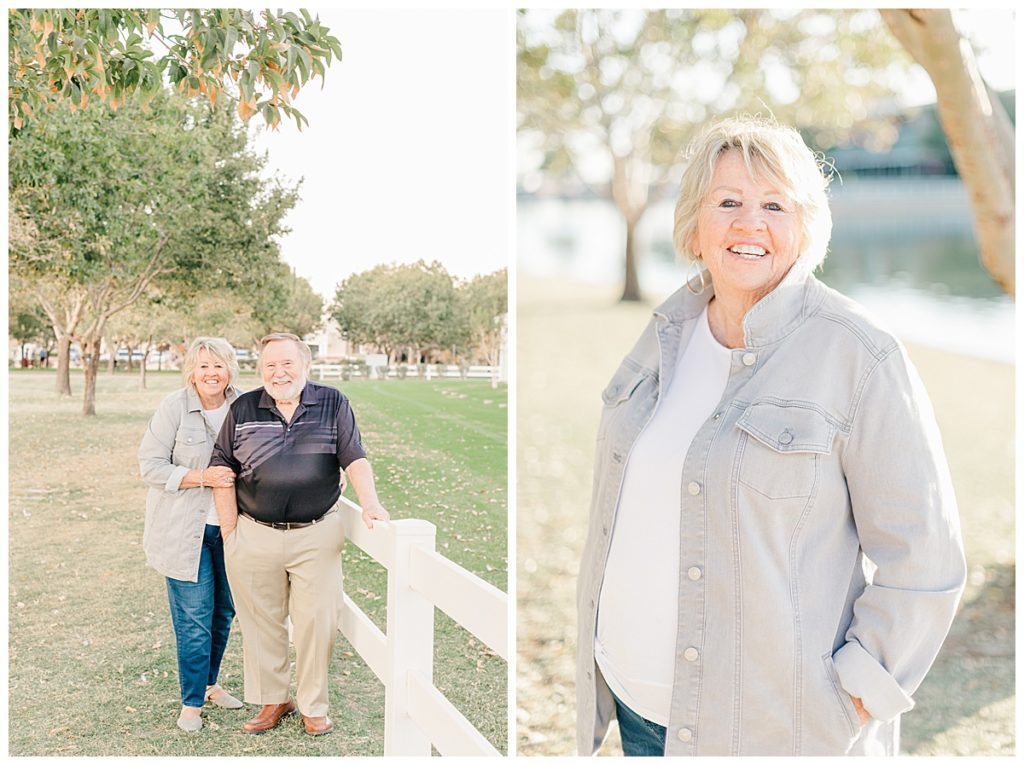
[577,117,966,756]
[139,337,245,732]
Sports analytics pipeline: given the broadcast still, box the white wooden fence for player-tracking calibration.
[311,363,500,382]
[336,497,508,756]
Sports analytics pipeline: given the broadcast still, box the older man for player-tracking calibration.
[211,332,389,736]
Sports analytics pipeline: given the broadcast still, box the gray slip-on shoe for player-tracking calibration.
[177,711,203,732]
[206,687,244,709]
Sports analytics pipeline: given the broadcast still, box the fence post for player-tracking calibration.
[383,519,437,756]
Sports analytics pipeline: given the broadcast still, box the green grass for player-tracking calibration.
[516,276,1014,756]
[8,369,507,756]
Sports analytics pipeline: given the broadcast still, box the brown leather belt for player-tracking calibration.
[239,507,336,530]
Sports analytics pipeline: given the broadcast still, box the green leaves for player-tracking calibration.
[331,264,507,363]
[9,8,344,134]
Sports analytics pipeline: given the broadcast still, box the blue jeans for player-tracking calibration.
[613,691,667,756]
[165,524,235,708]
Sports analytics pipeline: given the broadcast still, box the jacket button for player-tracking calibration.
[779,429,794,445]
[713,411,722,420]
[687,481,701,496]
[677,727,693,742]
[687,566,702,581]
[683,647,699,662]
[742,352,756,366]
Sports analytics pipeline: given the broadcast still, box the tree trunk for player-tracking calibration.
[620,217,642,302]
[611,154,650,302]
[55,333,73,396]
[139,340,151,390]
[82,336,102,417]
[881,9,1015,296]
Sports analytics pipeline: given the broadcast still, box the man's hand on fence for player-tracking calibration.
[361,503,390,530]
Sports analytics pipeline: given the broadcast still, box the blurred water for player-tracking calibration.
[518,184,1014,363]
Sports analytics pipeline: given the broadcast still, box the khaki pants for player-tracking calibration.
[224,510,344,716]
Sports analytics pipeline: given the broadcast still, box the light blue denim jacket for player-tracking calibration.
[138,384,242,581]
[577,268,966,755]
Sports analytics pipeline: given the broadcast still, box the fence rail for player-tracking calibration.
[336,497,507,756]
[311,363,500,382]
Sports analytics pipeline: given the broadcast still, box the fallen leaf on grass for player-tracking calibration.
[126,706,137,713]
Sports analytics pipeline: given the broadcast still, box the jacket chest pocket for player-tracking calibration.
[735,403,836,500]
[174,426,208,462]
[597,363,651,444]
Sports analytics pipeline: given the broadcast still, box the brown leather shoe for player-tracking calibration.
[302,714,334,736]
[242,699,297,734]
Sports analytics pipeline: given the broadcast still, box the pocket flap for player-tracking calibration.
[601,364,649,406]
[737,402,835,454]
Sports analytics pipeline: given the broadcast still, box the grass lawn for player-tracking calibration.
[516,276,1014,756]
[8,370,507,756]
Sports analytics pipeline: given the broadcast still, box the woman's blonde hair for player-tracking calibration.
[673,116,834,274]
[181,337,239,389]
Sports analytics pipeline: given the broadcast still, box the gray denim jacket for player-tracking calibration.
[138,384,242,581]
[577,268,966,756]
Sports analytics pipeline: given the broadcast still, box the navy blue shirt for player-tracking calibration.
[211,381,367,523]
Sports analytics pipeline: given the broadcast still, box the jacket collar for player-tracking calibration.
[185,383,242,413]
[653,264,825,349]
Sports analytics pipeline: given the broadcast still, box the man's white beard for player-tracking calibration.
[264,376,306,403]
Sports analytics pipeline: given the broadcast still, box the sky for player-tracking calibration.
[249,9,511,300]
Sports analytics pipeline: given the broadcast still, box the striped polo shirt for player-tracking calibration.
[210,381,367,523]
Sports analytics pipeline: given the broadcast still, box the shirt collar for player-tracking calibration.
[653,264,824,349]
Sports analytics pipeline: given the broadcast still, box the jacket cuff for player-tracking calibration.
[164,465,189,494]
[833,641,914,722]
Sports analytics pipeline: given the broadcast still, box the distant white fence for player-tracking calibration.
[336,497,507,756]
[311,363,500,382]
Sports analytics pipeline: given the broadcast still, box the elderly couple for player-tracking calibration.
[139,333,389,735]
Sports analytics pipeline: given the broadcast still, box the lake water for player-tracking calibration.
[518,179,1014,363]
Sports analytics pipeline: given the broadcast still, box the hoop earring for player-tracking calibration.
[686,259,707,296]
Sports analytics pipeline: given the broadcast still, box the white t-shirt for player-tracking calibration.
[595,304,731,725]
[201,400,231,526]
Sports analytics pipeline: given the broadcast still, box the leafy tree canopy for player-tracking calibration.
[8,89,300,412]
[458,269,508,365]
[331,261,467,359]
[9,7,342,133]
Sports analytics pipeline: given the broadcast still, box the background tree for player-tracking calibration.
[179,293,265,350]
[8,8,342,133]
[881,9,1014,296]
[458,269,508,366]
[103,293,186,388]
[8,275,53,366]
[8,92,298,415]
[518,9,911,300]
[249,264,325,343]
[331,261,465,363]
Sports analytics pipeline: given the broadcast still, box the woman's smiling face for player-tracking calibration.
[192,348,230,399]
[693,150,802,306]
